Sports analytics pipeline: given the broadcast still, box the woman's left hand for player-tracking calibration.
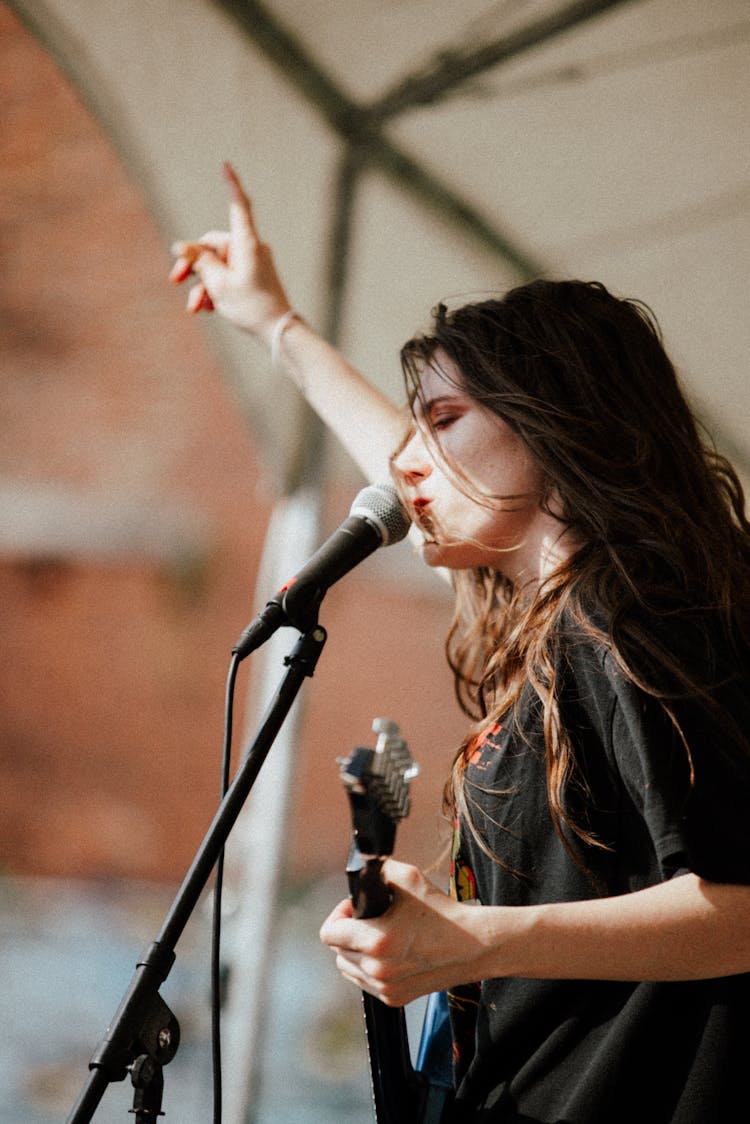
[319,859,486,1007]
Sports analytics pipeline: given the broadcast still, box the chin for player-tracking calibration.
[421,540,480,571]
[420,540,448,568]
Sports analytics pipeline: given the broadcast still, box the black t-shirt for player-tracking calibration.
[448,616,750,1123]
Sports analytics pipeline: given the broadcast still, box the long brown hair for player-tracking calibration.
[398,280,750,867]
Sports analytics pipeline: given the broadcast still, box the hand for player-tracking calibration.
[169,163,291,341]
[319,859,487,1007]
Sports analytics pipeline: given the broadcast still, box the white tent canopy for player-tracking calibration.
[10,0,750,490]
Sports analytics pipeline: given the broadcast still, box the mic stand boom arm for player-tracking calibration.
[66,624,328,1123]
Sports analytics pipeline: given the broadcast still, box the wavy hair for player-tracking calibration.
[398,280,750,870]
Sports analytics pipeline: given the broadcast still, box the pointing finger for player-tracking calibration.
[223,162,255,234]
[222,162,260,277]
[223,160,251,211]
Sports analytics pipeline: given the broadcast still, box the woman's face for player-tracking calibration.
[393,351,563,583]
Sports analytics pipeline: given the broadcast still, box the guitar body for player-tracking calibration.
[340,720,454,1124]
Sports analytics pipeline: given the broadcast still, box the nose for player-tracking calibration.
[392,426,433,487]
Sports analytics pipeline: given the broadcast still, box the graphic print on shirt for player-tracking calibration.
[467,720,504,772]
[448,812,481,1086]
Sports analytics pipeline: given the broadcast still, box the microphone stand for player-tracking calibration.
[66,623,328,1123]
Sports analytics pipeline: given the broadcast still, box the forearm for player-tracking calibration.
[474,873,750,983]
[272,315,405,485]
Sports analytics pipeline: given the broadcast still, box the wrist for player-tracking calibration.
[465,903,541,982]
[269,309,299,364]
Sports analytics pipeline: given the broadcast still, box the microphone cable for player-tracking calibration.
[210,650,242,1124]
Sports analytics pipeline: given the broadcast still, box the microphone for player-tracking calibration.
[232,483,410,658]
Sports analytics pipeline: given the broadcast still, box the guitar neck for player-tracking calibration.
[340,720,453,1124]
[362,993,423,1124]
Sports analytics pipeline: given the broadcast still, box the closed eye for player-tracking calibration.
[417,394,467,432]
[430,405,466,430]
[432,413,458,430]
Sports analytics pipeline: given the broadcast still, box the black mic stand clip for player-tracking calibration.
[83,939,179,1122]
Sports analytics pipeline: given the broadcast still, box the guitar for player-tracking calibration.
[339,718,454,1124]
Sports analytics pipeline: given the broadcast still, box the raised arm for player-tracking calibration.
[170,163,405,484]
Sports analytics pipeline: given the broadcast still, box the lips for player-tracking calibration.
[411,497,436,538]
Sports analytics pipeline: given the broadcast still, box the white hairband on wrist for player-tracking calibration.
[270,310,298,366]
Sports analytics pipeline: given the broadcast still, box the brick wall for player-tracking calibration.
[0,4,273,881]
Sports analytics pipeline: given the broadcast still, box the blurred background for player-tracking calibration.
[1,1,748,1120]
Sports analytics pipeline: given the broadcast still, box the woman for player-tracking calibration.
[171,164,750,1122]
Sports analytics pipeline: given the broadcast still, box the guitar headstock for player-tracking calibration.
[339,718,419,859]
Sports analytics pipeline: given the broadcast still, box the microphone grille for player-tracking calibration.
[349,483,411,546]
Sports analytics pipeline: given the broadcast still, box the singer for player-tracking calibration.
[170,165,750,1123]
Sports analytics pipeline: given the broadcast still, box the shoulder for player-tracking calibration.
[551,603,745,754]
[557,597,750,695]
[555,599,750,778]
